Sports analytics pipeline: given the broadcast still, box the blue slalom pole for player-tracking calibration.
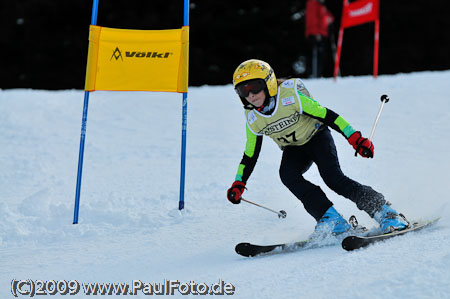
[184,0,189,25]
[73,0,99,224]
[179,0,189,210]
[179,92,188,210]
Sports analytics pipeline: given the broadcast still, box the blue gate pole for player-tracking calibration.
[73,0,100,224]
[179,0,189,210]
[179,92,188,210]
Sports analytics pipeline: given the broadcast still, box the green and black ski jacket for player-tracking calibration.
[234,78,356,183]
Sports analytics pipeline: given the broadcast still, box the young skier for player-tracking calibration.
[227,59,409,235]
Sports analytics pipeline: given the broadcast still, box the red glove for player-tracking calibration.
[348,131,374,158]
[227,181,246,204]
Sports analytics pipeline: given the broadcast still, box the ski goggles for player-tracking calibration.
[235,79,266,98]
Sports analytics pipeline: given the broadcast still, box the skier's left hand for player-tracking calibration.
[227,181,246,204]
[348,131,374,158]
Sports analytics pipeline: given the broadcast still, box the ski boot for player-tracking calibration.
[374,202,409,233]
[314,206,352,236]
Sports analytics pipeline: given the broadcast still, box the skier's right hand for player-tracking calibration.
[227,181,246,204]
[348,131,374,158]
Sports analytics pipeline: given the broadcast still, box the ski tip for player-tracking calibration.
[341,236,361,251]
[235,243,252,256]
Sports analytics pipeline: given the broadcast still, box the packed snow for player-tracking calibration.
[1,70,450,298]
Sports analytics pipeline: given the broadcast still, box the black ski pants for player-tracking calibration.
[279,128,385,222]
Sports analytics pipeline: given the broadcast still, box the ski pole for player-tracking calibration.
[355,94,390,157]
[241,198,287,219]
[369,94,390,141]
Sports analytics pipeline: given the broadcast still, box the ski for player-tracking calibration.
[342,217,441,251]
[235,239,312,257]
[235,215,366,257]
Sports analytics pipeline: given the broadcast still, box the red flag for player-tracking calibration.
[334,0,380,79]
[342,0,379,28]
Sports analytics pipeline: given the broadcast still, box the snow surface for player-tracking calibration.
[1,71,450,298]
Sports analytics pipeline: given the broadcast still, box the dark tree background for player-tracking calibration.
[1,0,449,89]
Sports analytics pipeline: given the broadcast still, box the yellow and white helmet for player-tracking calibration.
[233,59,278,98]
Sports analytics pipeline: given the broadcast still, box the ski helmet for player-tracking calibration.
[233,59,277,108]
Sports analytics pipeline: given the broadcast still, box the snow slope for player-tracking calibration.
[1,71,450,298]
